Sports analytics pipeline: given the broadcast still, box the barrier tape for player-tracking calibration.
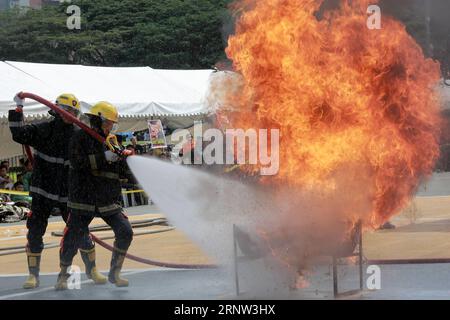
[0,189,28,196]
[122,189,145,194]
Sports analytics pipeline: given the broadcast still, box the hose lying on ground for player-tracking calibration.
[0,212,216,268]
[0,218,167,248]
[0,227,217,269]
[90,233,217,269]
[0,227,174,256]
[50,218,168,235]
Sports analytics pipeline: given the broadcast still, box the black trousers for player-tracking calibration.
[59,210,133,265]
[27,195,93,254]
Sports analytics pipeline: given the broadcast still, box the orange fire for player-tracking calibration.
[218,0,442,226]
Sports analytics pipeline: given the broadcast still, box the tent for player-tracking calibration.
[0,61,214,159]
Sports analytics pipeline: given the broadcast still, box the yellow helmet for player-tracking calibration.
[56,93,80,111]
[86,101,119,123]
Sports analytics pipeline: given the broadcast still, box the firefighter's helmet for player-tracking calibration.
[86,101,119,123]
[56,93,80,111]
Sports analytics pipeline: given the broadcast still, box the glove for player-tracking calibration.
[14,94,24,108]
[104,150,120,162]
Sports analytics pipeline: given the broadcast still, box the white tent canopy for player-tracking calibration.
[0,61,214,159]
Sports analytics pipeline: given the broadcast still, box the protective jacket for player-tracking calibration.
[8,109,74,204]
[68,129,123,216]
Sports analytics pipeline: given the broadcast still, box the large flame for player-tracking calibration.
[217,0,442,226]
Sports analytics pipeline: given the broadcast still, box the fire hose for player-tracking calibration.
[0,217,216,268]
[18,92,105,141]
[0,218,168,252]
[90,234,215,269]
[12,92,217,270]
[0,228,175,257]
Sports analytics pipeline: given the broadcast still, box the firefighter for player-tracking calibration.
[9,93,106,289]
[56,101,133,290]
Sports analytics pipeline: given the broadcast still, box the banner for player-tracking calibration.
[148,120,167,149]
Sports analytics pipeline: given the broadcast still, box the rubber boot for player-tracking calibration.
[23,251,41,289]
[54,263,70,291]
[80,247,107,285]
[108,247,129,287]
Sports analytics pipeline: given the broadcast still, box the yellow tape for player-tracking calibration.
[0,189,29,196]
[0,189,146,196]
[122,189,145,195]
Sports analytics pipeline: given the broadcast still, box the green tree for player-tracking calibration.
[1,0,448,71]
[0,0,232,68]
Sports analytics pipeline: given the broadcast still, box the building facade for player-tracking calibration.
[0,0,59,10]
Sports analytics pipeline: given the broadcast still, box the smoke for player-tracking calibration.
[128,156,370,294]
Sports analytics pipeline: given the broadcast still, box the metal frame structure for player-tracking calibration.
[332,220,364,298]
[233,221,364,298]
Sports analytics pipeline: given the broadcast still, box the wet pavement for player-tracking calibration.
[1,262,450,300]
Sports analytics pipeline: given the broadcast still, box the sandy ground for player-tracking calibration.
[364,196,450,260]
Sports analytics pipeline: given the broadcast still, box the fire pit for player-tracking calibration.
[232,220,363,298]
